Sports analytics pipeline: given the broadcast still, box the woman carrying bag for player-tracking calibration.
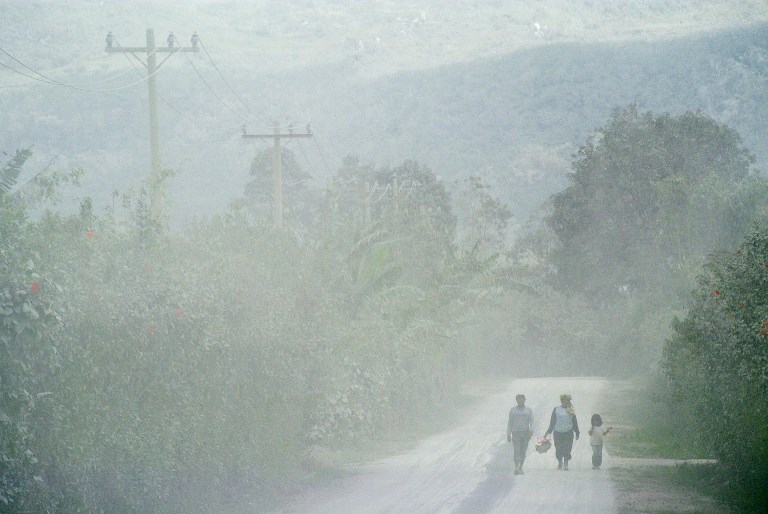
[544,393,580,470]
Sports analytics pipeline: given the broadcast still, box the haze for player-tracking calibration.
[2,1,767,512]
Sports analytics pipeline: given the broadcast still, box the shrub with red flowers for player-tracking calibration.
[0,196,64,511]
[0,157,489,512]
[661,225,768,511]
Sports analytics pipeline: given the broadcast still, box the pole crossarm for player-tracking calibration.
[103,28,198,220]
[241,124,314,229]
[105,47,199,53]
[242,133,313,139]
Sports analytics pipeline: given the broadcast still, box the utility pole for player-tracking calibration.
[105,28,199,216]
[242,123,313,229]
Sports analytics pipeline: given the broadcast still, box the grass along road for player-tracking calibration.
[601,379,728,513]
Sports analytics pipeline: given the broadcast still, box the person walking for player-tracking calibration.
[506,394,534,475]
[589,413,612,469]
[544,393,580,470]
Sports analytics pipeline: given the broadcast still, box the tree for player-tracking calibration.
[547,106,760,299]
[660,225,768,511]
[243,147,319,228]
[455,175,513,259]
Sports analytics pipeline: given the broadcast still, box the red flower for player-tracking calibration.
[764,263,768,270]
[30,281,41,292]
[760,329,767,336]
[762,320,768,327]
[713,289,721,296]
[147,325,157,335]
[85,228,95,239]
[175,308,185,318]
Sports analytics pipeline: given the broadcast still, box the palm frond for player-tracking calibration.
[9,157,60,207]
[0,148,32,196]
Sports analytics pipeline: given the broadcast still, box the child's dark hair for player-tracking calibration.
[591,413,603,427]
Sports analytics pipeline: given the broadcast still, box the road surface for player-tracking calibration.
[281,377,615,513]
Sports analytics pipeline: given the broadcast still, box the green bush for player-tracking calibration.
[661,225,768,511]
[1,159,484,511]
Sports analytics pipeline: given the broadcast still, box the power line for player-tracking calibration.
[0,60,139,89]
[297,139,320,178]
[114,39,198,125]
[0,48,150,89]
[0,45,168,92]
[174,35,248,123]
[312,134,335,175]
[197,37,255,115]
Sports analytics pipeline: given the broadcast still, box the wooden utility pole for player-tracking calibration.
[105,29,198,215]
[242,123,313,229]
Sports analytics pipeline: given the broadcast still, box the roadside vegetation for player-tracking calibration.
[548,106,768,512]
[3,105,768,512]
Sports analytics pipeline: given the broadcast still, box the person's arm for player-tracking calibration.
[507,409,513,441]
[544,408,557,436]
[604,426,612,435]
[528,408,534,435]
[572,414,580,439]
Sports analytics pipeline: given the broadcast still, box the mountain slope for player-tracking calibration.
[1,3,766,226]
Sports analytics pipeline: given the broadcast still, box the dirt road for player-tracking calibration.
[280,377,615,513]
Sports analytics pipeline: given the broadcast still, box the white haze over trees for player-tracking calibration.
[1,1,767,512]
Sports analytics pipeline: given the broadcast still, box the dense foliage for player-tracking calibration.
[1,151,550,511]
[548,106,761,300]
[3,102,767,510]
[660,226,768,511]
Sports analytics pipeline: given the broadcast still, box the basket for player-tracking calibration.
[535,437,552,454]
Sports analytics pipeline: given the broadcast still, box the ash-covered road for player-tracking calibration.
[281,377,615,513]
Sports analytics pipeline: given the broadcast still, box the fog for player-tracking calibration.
[2,1,767,512]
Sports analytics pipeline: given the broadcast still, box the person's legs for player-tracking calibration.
[594,444,603,468]
[553,431,565,469]
[561,431,574,470]
[511,434,522,473]
[519,433,530,469]
[512,432,529,473]
[592,445,600,468]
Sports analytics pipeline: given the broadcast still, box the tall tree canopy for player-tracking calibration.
[546,106,762,299]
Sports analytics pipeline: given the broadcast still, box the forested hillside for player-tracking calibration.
[1,1,766,227]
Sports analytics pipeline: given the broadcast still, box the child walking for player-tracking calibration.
[589,413,612,470]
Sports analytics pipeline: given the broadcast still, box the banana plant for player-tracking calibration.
[0,148,32,198]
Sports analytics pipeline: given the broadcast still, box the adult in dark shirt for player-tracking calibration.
[544,393,580,470]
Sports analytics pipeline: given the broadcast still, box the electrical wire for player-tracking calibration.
[312,135,335,175]
[0,50,149,90]
[114,36,245,132]
[113,39,198,125]
[173,35,248,123]
[297,139,320,179]
[197,37,255,115]
[0,45,167,92]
